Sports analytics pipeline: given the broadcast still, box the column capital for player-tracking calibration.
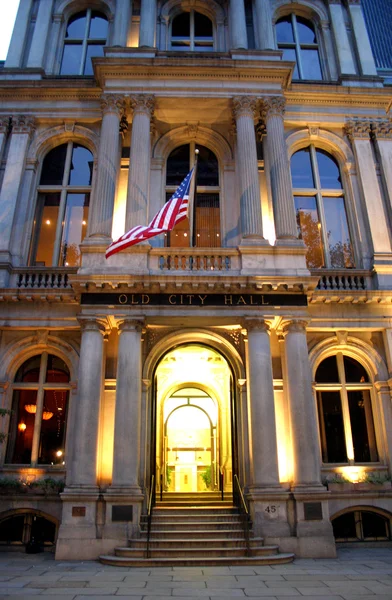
[261,96,286,120]
[243,318,270,333]
[282,319,310,336]
[0,117,10,134]
[77,317,107,335]
[130,94,155,117]
[118,318,145,333]
[345,119,371,141]
[101,94,126,117]
[371,121,392,140]
[11,115,36,135]
[232,96,257,120]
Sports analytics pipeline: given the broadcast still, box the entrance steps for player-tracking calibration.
[100,493,295,567]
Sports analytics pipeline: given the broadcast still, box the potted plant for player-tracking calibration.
[201,465,212,490]
[355,472,392,491]
[325,473,354,492]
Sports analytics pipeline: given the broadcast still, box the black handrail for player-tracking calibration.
[219,468,224,501]
[146,474,155,559]
[233,474,251,557]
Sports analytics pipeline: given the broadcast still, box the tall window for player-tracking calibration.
[291,146,354,269]
[6,354,70,466]
[60,10,108,75]
[276,15,322,80]
[166,143,220,247]
[315,354,378,464]
[171,11,214,51]
[30,142,92,267]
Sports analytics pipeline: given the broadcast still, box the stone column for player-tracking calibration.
[0,118,9,165]
[113,0,133,47]
[0,117,35,262]
[254,0,275,50]
[139,0,157,48]
[67,318,106,488]
[111,319,143,493]
[232,96,265,243]
[245,319,280,489]
[87,95,125,241]
[126,95,155,231]
[27,0,54,69]
[328,0,356,76]
[229,0,248,50]
[262,97,298,243]
[372,122,392,215]
[375,381,392,471]
[282,320,322,487]
[4,0,33,68]
[347,1,378,77]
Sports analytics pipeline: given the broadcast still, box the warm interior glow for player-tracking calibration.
[274,388,293,483]
[97,388,115,485]
[336,466,366,483]
[24,404,36,414]
[18,422,27,432]
[42,411,53,420]
[111,170,127,241]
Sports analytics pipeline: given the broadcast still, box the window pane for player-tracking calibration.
[0,515,25,544]
[14,356,41,383]
[295,196,324,268]
[194,12,213,38]
[33,193,60,267]
[84,44,104,75]
[59,193,89,266]
[38,390,69,465]
[6,390,37,464]
[362,512,389,539]
[348,390,378,462]
[343,356,369,383]
[296,17,317,44]
[31,516,56,546]
[318,391,347,463]
[46,355,70,383]
[89,12,108,39]
[315,356,339,383]
[323,197,354,268]
[301,48,322,80]
[167,145,189,186]
[172,13,190,37]
[281,48,299,79]
[198,145,219,186]
[66,12,87,39]
[60,44,83,75]
[276,17,294,43]
[40,145,67,185]
[171,41,191,50]
[291,148,314,188]
[316,150,342,189]
[196,194,220,247]
[332,513,358,540]
[68,145,93,186]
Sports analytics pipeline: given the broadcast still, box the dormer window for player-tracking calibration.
[171,11,214,52]
[60,10,108,76]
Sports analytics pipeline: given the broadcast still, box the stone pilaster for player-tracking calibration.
[139,0,157,48]
[126,95,155,231]
[232,96,265,244]
[254,0,275,50]
[26,0,54,69]
[4,0,33,68]
[113,0,133,47]
[328,0,357,76]
[375,381,392,471]
[347,1,378,76]
[87,95,125,241]
[66,318,106,489]
[229,0,248,50]
[372,121,392,218]
[262,97,298,243]
[110,319,144,493]
[0,117,10,164]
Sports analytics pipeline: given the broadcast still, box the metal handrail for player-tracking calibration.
[233,474,251,557]
[219,468,224,501]
[146,474,155,559]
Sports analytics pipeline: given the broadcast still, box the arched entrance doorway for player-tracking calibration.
[154,344,234,496]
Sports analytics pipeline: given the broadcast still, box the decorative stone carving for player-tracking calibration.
[130,94,155,117]
[101,94,126,117]
[371,121,392,139]
[308,125,320,139]
[118,319,144,333]
[232,96,257,120]
[282,319,309,335]
[261,96,286,120]
[185,121,199,138]
[78,317,106,335]
[345,119,371,141]
[0,117,10,134]
[244,318,270,333]
[11,116,36,135]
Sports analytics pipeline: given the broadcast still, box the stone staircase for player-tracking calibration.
[100,492,295,566]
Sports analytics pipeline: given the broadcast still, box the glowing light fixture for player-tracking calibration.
[42,411,53,420]
[24,404,36,414]
[18,422,27,432]
[46,220,51,225]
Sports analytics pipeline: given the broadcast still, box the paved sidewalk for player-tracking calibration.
[0,548,392,599]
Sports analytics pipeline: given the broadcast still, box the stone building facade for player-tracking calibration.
[0,0,391,560]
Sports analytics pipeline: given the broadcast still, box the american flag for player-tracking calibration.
[106,168,195,259]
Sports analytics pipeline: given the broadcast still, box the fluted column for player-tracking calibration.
[245,319,280,489]
[67,318,106,488]
[88,94,125,240]
[347,0,377,77]
[113,0,133,47]
[111,319,143,492]
[139,0,157,48]
[0,116,35,261]
[254,0,275,50]
[262,97,298,242]
[229,0,248,50]
[232,96,265,243]
[328,0,356,76]
[282,320,322,488]
[0,118,9,165]
[4,0,33,68]
[27,0,54,69]
[372,122,392,215]
[126,95,155,231]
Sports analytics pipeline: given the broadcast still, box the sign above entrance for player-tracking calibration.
[81,293,308,307]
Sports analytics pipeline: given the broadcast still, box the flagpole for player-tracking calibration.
[189,149,199,248]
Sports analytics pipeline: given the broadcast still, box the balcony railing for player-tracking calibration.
[12,268,78,289]
[312,269,372,291]
[149,248,241,273]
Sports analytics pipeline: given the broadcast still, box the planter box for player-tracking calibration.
[327,482,354,492]
[354,482,392,491]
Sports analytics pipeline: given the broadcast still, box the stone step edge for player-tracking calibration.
[99,554,295,566]
[128,537,265,544]
[115,546,274,554]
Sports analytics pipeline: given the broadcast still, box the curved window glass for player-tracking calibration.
[315,354,378,464]
[276,15,322,80]
[60,10,108,75]
[291,146,354,269]
[30,142,92,267]
[171,11,213,51]
[333,510,391,542]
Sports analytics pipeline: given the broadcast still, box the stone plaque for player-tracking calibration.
[72,506,86,517]
[112,505,133,522]
[304,502,323,521]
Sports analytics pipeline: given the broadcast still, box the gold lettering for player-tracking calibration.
[261,296,269,305]
[169,295,177,305]
[119,294,128,304]
[186,295,195,304]
[180,295,184,305]
[142,294,150,305]
[237,296,247,305]
[131,294,139,304]
[198,295,207,305]
[224,295,233,305]
[250,295,257,305]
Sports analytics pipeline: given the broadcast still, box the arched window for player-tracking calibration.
[6,353,71,466]
[0,512,57,549]
[276,15,322,80]
[171,11,214,51]
[30,142,93,267]
[60,10,108,75]
[333,510,391,542]
[315,354,378,464]
[291,145,354,269]
[165,143,220,247]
